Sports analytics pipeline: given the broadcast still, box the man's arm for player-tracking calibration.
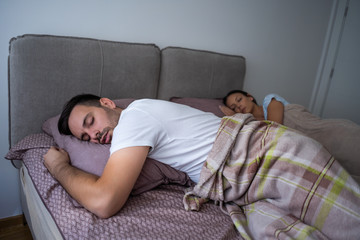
[44,145,149,218]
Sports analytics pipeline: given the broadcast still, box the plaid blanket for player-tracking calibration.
[184,114,360,239]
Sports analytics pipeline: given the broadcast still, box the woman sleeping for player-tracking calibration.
[220,90,360,183]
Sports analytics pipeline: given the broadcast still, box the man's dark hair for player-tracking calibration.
[58,94,101,135]
[222,90,258,106]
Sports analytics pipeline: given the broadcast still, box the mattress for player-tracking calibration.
[20,165,63,239]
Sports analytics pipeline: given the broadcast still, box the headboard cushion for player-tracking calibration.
[157,47,245,100]
[8,34,160,146]
[8,35,246,147]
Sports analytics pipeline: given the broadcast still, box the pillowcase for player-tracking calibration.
[170,97,225,117]
[42,98,193,206]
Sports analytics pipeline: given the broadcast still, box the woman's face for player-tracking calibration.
[226,93,256,114]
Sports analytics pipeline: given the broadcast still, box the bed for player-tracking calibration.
[6,34,360,239]
[6,34,245,239]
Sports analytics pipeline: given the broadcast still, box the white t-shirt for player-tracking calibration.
[110,99,221,183]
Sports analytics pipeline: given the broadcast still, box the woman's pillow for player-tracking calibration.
[170,97,225,117]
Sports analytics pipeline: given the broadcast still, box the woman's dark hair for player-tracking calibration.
[58,94,101,135]
[222,90,258,106]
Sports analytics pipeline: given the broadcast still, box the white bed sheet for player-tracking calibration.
[20,165,63,240]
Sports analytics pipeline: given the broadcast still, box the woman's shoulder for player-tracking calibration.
[262,94,290,120]
[263,94,289,106]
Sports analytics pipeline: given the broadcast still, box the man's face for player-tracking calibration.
[68,104,120,144]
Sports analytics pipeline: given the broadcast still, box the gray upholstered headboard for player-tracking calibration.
[158,47,245,100]
[8,34,245,147]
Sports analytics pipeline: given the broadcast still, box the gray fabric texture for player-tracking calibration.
[8,35,246,148]
[8,34,160,146]
[158,47,245,100]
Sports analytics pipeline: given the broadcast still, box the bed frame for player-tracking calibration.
[8,34,245,239]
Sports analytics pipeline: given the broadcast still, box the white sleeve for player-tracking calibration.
[110,108,163,155]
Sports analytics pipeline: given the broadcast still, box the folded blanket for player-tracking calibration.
[184,114,360,239]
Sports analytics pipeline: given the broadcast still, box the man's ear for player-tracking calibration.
[99,98,116,109]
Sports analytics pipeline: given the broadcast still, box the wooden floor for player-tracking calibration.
[0,215,33,240]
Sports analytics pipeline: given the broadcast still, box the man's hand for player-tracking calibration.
[43,145,149,218]
[44,146,70,178]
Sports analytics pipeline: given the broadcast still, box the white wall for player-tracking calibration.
[0,0,333,218]
[314,0,360,125]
